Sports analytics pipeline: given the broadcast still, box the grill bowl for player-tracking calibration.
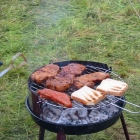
[27,60,125,135]
[25,96,125,135]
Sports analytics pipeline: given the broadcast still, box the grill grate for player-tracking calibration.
[30,65,140,114]
[30,82,124,110]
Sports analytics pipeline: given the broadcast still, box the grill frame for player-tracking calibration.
[27,60,126,135]
[26,96,125,135]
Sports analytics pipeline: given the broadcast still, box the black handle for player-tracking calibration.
[0,62,3,66]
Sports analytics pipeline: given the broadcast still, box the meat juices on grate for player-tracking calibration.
[37,88,72,108]
[46,73,75,92]
[74,72,111,89]
[60,63,86,76]
[31,64,60,84]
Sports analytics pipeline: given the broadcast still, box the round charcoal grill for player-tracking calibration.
[26,60,139,140]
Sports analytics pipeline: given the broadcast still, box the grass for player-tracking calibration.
[0,0,140,139]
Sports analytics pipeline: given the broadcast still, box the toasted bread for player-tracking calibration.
[71,86,106,105]
[96,78,128,96]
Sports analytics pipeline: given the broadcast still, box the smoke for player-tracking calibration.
[28,0,71,71]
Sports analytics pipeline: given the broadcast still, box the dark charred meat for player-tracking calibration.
[31,64,60,84]
[60,63,86,76]
[74,72,110,89]
[37,88,72,108]
[46,73,75,92]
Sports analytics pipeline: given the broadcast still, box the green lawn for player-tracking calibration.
[0,0,140,139]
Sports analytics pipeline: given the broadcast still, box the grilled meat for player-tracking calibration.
[37,88,72,108]
[60,63,86,76]
[31,64,60,84]
[74,72,110,89]
[46,73,75,92]
[91,72,111,81]
[74,73,96,89]
[31,71,49,84]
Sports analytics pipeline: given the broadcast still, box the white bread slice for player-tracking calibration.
[96,78,128,96]
[71,86,106,105]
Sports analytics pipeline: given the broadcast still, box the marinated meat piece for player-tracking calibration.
[46,73,75,92]
[39,64,60,75]
[91,72,111,81]
[37,88,72,108]
[31,71,49,84]
[74,73,96,89]
[31,64,60,84]
[74,72,110,89]
[60,63,86,76]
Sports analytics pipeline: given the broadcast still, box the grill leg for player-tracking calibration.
[39,127,45,140]
[120,113,130,140]
[57,129,66,140]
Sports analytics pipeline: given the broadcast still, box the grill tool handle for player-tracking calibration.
[0,65,13,77]
[0,62,3,66]
[0,52,27,77]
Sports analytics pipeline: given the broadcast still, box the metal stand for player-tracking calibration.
[57,129,66,140]
[39,113,130,140]
[120,113,130,140]
[39,127,45,140]
[39,127,66,140]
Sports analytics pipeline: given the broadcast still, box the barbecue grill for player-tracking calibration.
[26,60,140,140]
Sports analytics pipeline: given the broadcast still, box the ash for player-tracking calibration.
[41,100,119,125]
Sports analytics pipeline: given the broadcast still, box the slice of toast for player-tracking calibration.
[96,78,128,96]
[71,86,106,105]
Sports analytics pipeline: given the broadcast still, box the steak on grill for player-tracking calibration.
[74,72,110,89]
[46,73,75,92]
[91,72,111,81]
[37,88,72,108]
[31,64,60,84]
[60,63,86,76]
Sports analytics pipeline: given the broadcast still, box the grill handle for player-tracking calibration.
[111,98,140,114]
[0,65,13,78]
[0,52,27,77]
[0,62,3,66]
